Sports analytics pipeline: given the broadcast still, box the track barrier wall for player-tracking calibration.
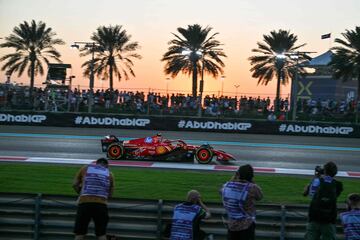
[0,111,359,138]
[0,192,346,240]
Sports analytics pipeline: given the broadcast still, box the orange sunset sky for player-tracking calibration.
[0,0,359,98]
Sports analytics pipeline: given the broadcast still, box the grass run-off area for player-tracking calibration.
[0,163,358,205]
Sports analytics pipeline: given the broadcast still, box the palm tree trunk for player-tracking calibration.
[192,61,198,97]
[30,59,35,105]
[109,63,113,91]
[275,70,281,113]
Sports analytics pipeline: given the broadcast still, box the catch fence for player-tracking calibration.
[0,192,346,240]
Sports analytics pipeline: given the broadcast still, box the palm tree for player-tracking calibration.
[0,20,64,98]
[80,25,141,90]
[0,20,65,97]
[162,24,226,97]
[329,26,360,123]
[249,29,309,113]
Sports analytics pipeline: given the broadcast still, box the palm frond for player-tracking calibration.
[0,20,64,84]
[161,24,226,96]
[330,26,360,83]
[80,25,141,88]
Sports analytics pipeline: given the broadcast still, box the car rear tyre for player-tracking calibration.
[107,142,125,160]
[195,147,213,164]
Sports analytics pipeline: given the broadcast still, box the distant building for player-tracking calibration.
[298,50,357,102]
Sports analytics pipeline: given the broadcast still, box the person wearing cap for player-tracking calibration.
[221,164,263,240]
[170,190,211,240]
[340,193,360,240]
[72,158,115,240]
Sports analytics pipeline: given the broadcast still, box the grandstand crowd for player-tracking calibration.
[0,84,359,121]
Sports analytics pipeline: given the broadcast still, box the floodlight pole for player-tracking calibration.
[72,41,97,113]
[198,55,205,117]
[292,57,299,121]
[89,42,95,113]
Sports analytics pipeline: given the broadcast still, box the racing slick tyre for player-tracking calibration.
[107,142,125,160]
[195,147,213,164]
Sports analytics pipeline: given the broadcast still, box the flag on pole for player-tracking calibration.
[321,33,331,39]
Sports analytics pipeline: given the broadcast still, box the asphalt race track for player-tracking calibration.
[0,125,359,173]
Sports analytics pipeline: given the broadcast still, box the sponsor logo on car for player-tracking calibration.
[0,114,46,123]
[177,120,252,131]
[144,137,153,143]
[74,116,150,127]
[279,124,353,135]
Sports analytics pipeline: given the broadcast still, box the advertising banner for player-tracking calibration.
[0,111,359,138]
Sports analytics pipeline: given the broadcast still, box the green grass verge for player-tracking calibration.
[0,163,358,204]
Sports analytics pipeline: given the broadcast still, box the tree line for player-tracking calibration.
[0,20,359,114]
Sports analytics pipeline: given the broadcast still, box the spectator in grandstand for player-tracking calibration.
[72,158,115,240]
[305,161,343,240]
[340,193,360,240]
[277,112,286,121]
[303,166,323,198]
[221,164,263,240]
[169,190,211,240]
[267,111,276,121]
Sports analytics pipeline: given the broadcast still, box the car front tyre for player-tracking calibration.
[195,147,213,164]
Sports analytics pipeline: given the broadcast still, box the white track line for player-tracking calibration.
[0,156,359,178]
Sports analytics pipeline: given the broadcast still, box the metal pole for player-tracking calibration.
[234,85,240,98]
[198,56,205,117]
[280,205,286,240]
[156,199,163,239]
[34,193,42,240]
[292,57,299,121]
[166,78,170,95]
[88,43,95,113]
[221,80,224,96]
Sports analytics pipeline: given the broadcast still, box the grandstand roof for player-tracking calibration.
[308,50,333,66]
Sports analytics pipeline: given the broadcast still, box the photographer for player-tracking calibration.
[72,158,114,240]
[170,190,211,240]
[221,164,263,240]
[303,166,323,198]
[305,161,343,240]
[340,193,360,239]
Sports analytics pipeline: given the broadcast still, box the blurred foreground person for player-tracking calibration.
[170,190,211,240]
[340,193,360,240]
[73,158,115,240]
[221,164,263,240]
[305,161,343,240]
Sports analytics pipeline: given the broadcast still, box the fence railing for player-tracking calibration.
[0,192,345,240]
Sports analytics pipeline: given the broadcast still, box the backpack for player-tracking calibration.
[309,177,337,223]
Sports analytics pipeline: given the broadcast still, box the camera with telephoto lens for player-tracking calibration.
[315,165,324,175]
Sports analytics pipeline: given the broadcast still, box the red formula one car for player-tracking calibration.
[101,134,235,164]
